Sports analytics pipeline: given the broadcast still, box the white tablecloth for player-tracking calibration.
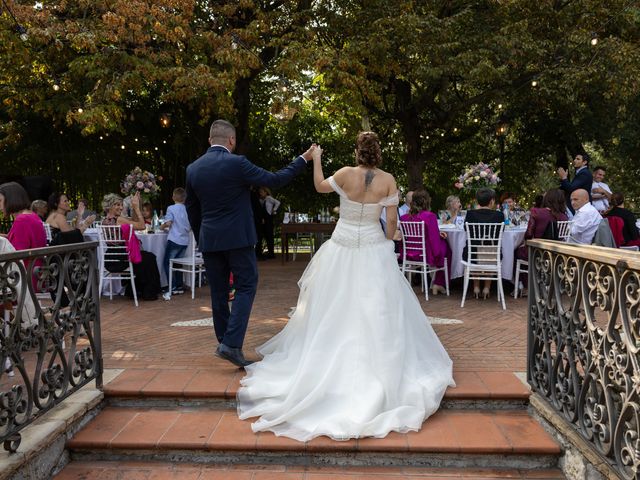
[439,224,527,282]
[85,229,172,286]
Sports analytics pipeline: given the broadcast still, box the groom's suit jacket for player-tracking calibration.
[185,146,307,253]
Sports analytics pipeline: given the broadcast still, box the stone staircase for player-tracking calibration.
[52,368,566,479]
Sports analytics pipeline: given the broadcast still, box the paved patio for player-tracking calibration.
[99,255,529,374]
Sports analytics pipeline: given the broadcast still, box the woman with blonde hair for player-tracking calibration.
[442,195,462,224]
[101,191,161,300]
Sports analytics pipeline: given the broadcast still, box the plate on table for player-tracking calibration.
[438,224,457,231]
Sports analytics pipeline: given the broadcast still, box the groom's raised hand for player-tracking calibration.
[302,144,317,162]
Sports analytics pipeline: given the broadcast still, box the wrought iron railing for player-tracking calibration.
[527,239,640,479]
[0,241,102,453]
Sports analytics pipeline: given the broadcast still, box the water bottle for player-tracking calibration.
[503,203,510,226]
[152,210,160,232]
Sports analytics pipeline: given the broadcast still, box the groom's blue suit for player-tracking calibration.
[185,146,307,349]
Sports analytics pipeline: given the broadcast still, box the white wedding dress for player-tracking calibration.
[237,176,455,441]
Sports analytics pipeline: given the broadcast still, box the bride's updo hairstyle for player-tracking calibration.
[355,131,382,168]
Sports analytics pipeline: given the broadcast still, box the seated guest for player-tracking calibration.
[518,189,568,248]
[66,198,96,225]
[514,189,569,294]
[46,192,95,241]
[568,189,601,244]
[606,192,640,247]
[442,195,462,224]
[464,188,504,299]
[142,202,154,225]
[400,189,451,296]
[398,190,413,217]
[31,199,48,221]
[499,192,517,210]
[533,194,544,209]
[0,182,47,251]
[101,192,161,301]
[0,182,47,291]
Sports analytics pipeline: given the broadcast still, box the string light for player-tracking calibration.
[52,83,60,91]
[531,79,538,87]
[590,33,598,46]
[1,0,28,41]
[121,145,125,150]
[77,107,83,113]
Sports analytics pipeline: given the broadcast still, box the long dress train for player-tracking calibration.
[237,176,455,441]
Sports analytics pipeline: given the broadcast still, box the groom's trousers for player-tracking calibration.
[203,246,258,349]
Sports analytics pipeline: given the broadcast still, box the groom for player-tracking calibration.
[185,119,314,367]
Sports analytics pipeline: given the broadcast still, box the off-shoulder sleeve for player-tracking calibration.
[327,176,346,197]
[379,191,400,207]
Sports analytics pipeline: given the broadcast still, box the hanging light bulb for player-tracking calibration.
[52,83,60,92]
[531,79,538,87]
[590,33,598,46]
[17,25,28,42]
[121,145,126,150]
[77,107,83,114]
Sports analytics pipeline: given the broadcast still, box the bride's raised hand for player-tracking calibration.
[312,145,323,163]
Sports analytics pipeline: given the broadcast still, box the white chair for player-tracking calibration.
[399,221,449,301]
[513,259,528,299]
[461,222,506,310]
[97,225,138,307]
[43,222,52,244]
[168,232,205,300]
[557,220,572,241]
[291,233,314,261]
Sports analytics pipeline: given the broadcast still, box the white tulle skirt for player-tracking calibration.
[237,238,455,442]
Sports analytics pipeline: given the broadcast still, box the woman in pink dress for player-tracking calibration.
[0,182,47,252]
[0,182,47,294]
[400,189,451,296]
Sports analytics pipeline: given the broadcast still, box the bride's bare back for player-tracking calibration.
[331,166,396,204]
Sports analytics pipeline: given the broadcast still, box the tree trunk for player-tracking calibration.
[233,77,252,155]
[395,80,423,190]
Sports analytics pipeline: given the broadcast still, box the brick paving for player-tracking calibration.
[99,255,530,373]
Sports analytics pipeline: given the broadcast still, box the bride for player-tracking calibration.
[237,131,455,441]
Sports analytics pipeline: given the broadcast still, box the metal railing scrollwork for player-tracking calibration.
[527,239,640,479]
[0,241,102,453]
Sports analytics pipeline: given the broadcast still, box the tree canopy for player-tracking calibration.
[1,0,639,212]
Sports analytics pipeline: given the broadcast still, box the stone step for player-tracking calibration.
[103,369,531,409]
[54,460,566,479]
[67,407,561,471]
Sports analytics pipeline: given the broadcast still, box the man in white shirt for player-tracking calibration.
[568,189,602,244]
[591,166,612,213]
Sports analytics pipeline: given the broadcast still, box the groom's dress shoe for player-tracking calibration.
[216,344,253,368]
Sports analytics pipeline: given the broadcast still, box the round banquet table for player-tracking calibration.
[438,224,527,282]
[84,229,172,287]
